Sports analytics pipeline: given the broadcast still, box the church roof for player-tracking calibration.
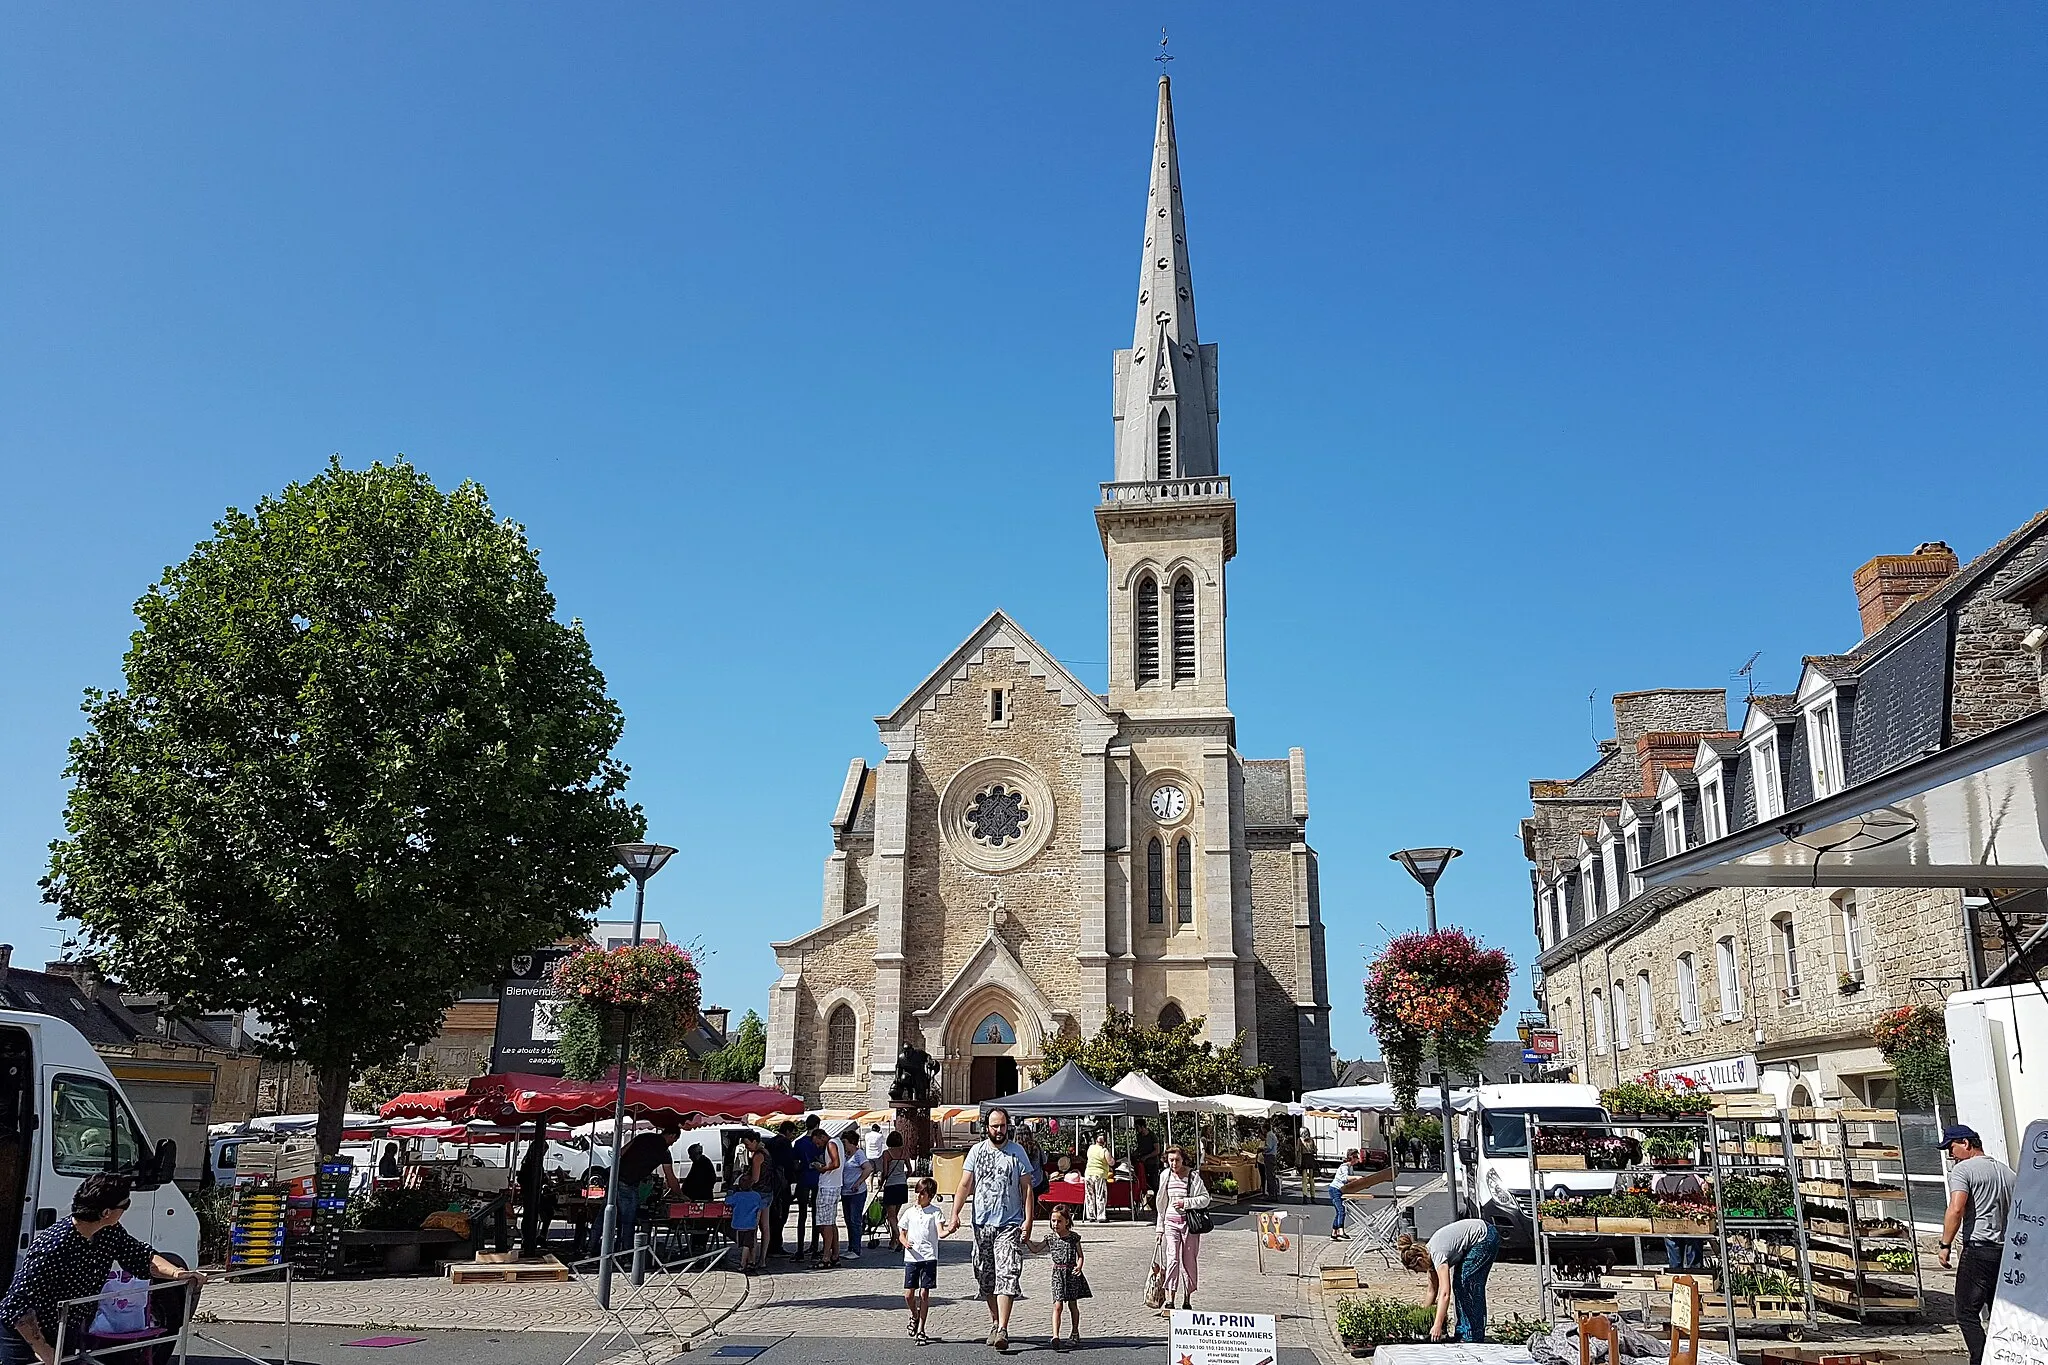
[875,610,1114,735]
[1244,759,1294,831]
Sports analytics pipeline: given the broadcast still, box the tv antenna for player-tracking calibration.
[1587,690,1598,747]
[1734,651,1763,700]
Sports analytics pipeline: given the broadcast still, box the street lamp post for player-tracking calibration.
[596,841,676,1309]
[1390,847,1464,1215]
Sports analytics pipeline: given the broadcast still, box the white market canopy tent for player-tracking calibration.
[1199,1093,1298,1119]
[1112,1072,1222,1113]
[1300,1084,1477,1114]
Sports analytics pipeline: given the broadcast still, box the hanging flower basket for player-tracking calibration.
[1364,928,1512,1113]
[1873,1004,1952,1104]
[552,941,702,1038]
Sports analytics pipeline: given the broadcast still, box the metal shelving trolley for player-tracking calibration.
[1786,1105,1926,1322]
[1529,1105,1817,1358]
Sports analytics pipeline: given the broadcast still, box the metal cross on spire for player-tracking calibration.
[1156,27,1173,68]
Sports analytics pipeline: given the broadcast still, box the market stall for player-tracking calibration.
[976,1063,1160,1219]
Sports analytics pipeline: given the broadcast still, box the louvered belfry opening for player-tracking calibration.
[1175,836,1193,923]
[1155,409,1174,480]
[1135,575,1161,682]
[1146,838,1165,923]
[1171,574,1195,680]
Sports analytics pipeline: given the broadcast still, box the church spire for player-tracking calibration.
[1112,75,1219,484]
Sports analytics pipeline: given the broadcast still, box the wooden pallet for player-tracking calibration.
[1811,1280,1919,1309]
[447,1255,569,1285]
[1320,1266,1360,1291]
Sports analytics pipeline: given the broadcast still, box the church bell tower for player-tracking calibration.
[1099,75,1235,721]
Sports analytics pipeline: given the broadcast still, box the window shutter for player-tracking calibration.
[1146,839,1165,923]
[1171,575,1196,680]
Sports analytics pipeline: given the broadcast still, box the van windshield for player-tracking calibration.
[1481,1107,1604,1157]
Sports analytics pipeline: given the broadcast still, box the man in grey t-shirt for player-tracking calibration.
[944,1106,1034,1353]
[1939,1125,2015,1365]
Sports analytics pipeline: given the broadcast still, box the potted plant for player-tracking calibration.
[1365,929,1513,1113]
[1586,1135,1643,1170]
[1592,1191,1659,1234]
[1838,971,1863,995]
[1335,1295,1435,1355]
[1534,1129,1588,1170]
[1651,1198,1714,1236]
[1539,1197,1597,1233]
[1644,1132,1695,1167]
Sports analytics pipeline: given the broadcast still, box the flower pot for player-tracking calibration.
[1536,1154,1587,1170]
[1541,1215,1598,1233]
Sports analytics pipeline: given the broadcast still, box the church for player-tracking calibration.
[762,76,1335,1107]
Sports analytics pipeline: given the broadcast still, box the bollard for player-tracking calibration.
[632,1229,650,1286]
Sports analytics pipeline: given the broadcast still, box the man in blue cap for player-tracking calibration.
[1937,1124,2014,1365]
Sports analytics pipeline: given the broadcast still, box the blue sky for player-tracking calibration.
[3,6,2043,1064]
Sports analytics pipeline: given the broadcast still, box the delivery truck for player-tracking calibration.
[1946,983,2048,1168]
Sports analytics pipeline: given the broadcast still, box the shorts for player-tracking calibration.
[971,1222,1023,1299]
[734,1228,757,1248]
[904,1259,937,1290]
[883,1184,909,1208]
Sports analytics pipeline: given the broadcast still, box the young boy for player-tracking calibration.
[727,1176,768,1276]
[898,1177,945,1340]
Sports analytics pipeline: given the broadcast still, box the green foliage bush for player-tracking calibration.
[1336,1295,1435,1345]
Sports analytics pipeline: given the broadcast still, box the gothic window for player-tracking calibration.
[826,1004,857,1075]
[1158,1001,1185,1029]
[1155,408,1174,480]
[1175,836,1193,924]
[1146,838,1164,924]
[1171,574,1196,680]
[965,784,1030,848]
[1135,575,1161,683]
[974,1013,1016,1046]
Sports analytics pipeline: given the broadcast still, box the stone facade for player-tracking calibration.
[1525,509,2048,1105]
[762,77,1333,1106]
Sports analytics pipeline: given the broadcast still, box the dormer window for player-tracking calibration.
[1626,828,1646,897]
[1809,700,1844,797]
[1553,882,1570,943]
[1602,842,1622,911]
[1752,734,1784,820]
[1701,776,1724,841]
[1663,803,1686,857]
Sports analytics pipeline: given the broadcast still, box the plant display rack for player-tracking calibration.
[1528,1111,1817,1357]
[1784,1106,1924,1322]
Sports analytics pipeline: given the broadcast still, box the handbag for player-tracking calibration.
[1144,1262,1168,1309]
[1070,1270,1093,1300]
[1185,1206,1215,1235]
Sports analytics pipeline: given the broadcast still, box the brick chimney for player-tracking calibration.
[1637,731,1706,795]
[0,944,11,985]
[1854,541,1959,638]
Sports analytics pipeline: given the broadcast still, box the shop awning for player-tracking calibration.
[1298,1084,1476,1113]
[461,1073,805,1127]
[379,1089,474,1120]
[1198,1093,1298,1119]
[1645,709,2048,890]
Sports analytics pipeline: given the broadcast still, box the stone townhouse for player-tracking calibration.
[1522,510,2048,1220]
[760,76,1335,1108]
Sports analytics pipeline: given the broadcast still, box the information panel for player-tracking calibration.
[1988,1119,2048,1365]
[1168,1309,1277,1365]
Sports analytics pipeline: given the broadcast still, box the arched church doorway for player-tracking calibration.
[969,1011,1019,1102]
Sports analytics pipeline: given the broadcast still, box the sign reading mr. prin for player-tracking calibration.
[1168,1310,1277,1365]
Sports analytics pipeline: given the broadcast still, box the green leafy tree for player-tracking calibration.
[701,1009,768,1083]
[1036,1009,1267,1097]
[349,1055,448,1113]
[44,458,643,1155]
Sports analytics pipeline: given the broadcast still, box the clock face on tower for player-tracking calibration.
[1150,784,1188,822]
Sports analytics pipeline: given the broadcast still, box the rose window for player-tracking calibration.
[965,784,1030,848]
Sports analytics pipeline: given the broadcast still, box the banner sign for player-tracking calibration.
[1168,1310,1276,1365]
[1656,1053,1757,1093]
[1529,1031,1560,1056]
[490,946,580,1076]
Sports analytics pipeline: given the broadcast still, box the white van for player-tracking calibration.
[1454,1083,1614,1250]
[0,1007,200,1286]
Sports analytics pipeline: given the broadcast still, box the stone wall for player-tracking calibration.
[1951,523,2048,742]
[788,913,878,1107]
[1248,841,1302,1078]
[901,647,1090,1031]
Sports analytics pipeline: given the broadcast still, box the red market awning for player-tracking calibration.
[379,1089,474,1120]
[389,1122,575,1144]
[461,1073,803,1127]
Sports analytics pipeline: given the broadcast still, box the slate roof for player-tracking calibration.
[1243,759,1295,831]
[1802,654,1859,682]
[1566,745,1641,799]
[0,967,225,1051]
[846,767,877,836]
[1749,693,1799,719]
